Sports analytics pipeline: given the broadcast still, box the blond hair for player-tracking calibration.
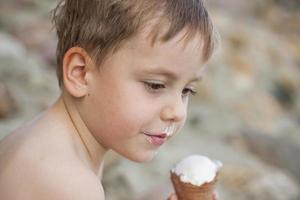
[52,0,218,86]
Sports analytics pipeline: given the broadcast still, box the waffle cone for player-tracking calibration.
[170,172,217,200]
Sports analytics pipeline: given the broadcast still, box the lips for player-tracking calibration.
[143,132,167,146]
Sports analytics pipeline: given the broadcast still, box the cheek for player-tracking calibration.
[109,95,156,133]
[84,85,156,138]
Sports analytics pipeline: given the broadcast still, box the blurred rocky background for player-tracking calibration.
[0,0,299,199]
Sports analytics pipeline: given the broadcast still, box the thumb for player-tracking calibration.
[167,193,178,200]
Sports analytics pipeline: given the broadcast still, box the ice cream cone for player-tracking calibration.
[170,171,217,200]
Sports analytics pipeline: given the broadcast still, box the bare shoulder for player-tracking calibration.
[0,147,105,200]
[34,159,105,200]
[0,133,104,200]
[42,165,105,200]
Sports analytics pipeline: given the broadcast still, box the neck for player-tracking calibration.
[55,93,107,176]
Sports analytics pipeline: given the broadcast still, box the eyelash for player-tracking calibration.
[144,82,197,96]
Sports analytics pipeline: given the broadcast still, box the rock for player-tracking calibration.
[103,151,121,170]
[135,184,173,200]
[0,1,57,66]
[0,32,58,138]
[247,171,299,200]
[241,128,300,182]
[263,4,300,38]
[273,0,300,11]
[272,78,297,108]
[0,32,26,59]
[222,164,300,200]
[0,83,17,118]
[234,91,284,133]
[208,0,267,18]
[271,66,300,113]
[11,18,56,66]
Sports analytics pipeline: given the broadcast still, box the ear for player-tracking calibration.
[62,47,93,98]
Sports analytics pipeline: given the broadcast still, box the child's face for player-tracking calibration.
[80,29,206,162]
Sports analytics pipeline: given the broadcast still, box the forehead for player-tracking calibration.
[111,27,204,80]
[125,23,206,64]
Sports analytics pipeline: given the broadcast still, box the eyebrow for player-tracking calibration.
[142,67,202,82]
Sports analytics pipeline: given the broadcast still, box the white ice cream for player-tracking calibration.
[171,155,222,186]
[164,123,176,137]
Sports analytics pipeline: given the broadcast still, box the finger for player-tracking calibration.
[167,193,178,200]
[213,191,219,200]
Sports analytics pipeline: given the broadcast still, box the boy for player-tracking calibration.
[0,0,218,199]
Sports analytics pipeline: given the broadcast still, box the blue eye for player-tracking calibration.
[144,81,196,97]
[144,82,165,92]
[182,88,197,97]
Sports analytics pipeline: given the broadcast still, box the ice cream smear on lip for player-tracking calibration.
[164,123,176,136]
[171,155,223,186]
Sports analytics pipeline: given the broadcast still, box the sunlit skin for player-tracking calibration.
[65,28,207,164]
[0,27,209,200]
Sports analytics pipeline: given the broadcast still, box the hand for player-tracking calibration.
[167,193,178,200]
[167,192,218,200]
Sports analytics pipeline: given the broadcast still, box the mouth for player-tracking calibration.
[143,132,167,146]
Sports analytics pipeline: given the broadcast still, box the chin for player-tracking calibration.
[125,151,158,163]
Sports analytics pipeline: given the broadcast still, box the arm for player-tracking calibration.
[33,167,105,200]
[50,175,105,200]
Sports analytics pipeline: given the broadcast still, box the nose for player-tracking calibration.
[160,95,187,123]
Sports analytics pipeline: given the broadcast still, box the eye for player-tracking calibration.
[182,88,197,97]
[144,81,166,92]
